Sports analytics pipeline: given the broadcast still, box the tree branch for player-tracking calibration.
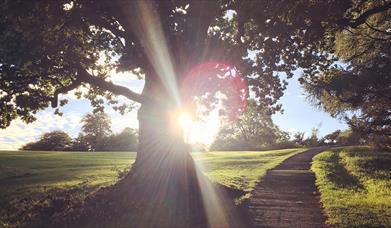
[51,77,83,108]
[365,21,391,35]
[338,1,391,28]
[77,67,145,104]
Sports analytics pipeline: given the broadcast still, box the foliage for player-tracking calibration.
[322,130,341,145]
[71,133,90,151]
[321,128,364,146]
[21,130,73,151]
[210,100,288,151]
[20,114,138,152]
[101,127,138,151]
[336,129,363,146]
[291,1,391,144]
[304,126,321,147]
[293,132,306,146]
[79,112,112,151]
[1,0,390,148]
[0,148,306,227]
[0,0,293,129]
[312,147,391,227]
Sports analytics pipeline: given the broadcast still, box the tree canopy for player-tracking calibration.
[79,112,112,151]
[0,0,285,129]
[210,100,288,151]
[21,130,73,151]
[1,1,390,144]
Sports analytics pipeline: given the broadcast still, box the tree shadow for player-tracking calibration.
[325,152,365,190]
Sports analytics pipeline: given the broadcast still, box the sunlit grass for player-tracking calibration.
[312,146,391,227]
[0,148,306,226]
[194,148,306,193]
[0,149,306,199]
[0,151,136,203]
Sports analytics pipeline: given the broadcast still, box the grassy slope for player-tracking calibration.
[312,146,391,227]
[0,151,136,204]
[0,148,306,227]
[194,148,306,193]
[0,148,305,198]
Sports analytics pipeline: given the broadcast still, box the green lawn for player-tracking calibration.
[0,148,306,199]
[312,146,391,227]
[0,148,305,226]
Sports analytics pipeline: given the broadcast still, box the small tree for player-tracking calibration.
[79,112,112,151]
[322,130,342,145]
[21,130,73,151]
[304,127,320,147]
[293,132,306,146]
[337,129,362,146]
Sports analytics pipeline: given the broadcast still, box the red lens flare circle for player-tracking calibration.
[180,61,248,121]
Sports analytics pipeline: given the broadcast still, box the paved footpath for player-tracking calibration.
[248,147,328,228]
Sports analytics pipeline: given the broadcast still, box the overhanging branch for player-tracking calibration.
[77,67,145,103]
[51,77,82,108]
[338,2,391,28]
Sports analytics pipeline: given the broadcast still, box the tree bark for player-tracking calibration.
[121,73,208,227]
[106,72,245,228]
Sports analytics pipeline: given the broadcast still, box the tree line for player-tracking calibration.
[21,113,138,152]
[22,104,365,152]
[210,100,365,151]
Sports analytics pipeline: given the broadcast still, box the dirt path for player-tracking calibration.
[247,147,328,228]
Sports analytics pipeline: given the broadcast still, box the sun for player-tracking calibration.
[178,113,193,131]
[176,111,221,146]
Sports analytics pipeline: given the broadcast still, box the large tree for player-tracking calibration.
[0,1,278,226]
[2,0,391,226]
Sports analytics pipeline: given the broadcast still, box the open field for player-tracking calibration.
[0,148,305,226]
[312,146,391,227]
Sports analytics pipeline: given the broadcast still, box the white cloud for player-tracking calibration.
[296,94,306,99]
[0,111,81,150]
[0,69,145,151]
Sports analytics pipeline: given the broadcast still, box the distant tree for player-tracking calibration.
[211,100,284,151]
[337,129,363,146]
[304,126,320,147]
[102,127,138,151]
[70,133,90,151]
[190,143,208,152]
[293,132,306,146]
[322,130,342,145]
[21,130,73,151]
[80,113,112,151]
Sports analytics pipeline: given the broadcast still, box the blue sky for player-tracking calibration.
[272,71,348,137]
[0,70,347,150]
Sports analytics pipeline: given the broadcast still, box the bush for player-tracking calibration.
[21,131,73,151]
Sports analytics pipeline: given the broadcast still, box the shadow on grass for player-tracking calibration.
[326,152,365,190]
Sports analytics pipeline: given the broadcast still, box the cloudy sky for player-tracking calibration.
[0,70,347,150]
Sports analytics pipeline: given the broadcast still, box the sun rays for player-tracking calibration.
[127,2,242,227]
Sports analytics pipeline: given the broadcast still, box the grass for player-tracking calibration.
[0,148,305,226]
[193,148,307,194]
[312,146,391,227]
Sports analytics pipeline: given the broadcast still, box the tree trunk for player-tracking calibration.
[64,74,247,228]
[120,73,205,227]
[115,73,244,227]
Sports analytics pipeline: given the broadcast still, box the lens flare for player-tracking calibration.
[178,113,193,130]
[180,61,248,121]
